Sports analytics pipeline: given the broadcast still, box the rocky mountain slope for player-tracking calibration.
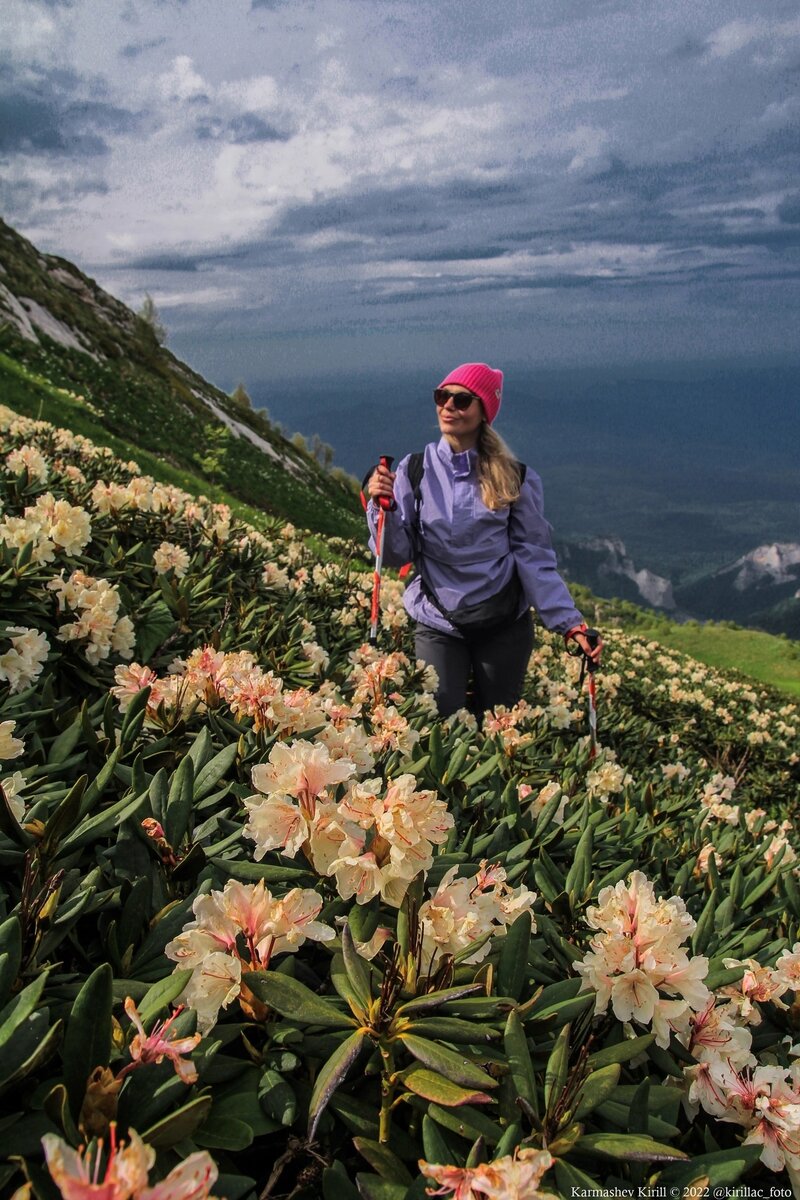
[0,218,362,538]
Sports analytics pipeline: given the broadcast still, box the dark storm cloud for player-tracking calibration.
[194,113,290,143]
[0,58,144,159]
[778,193,800,224]
[0,93,108,155]
[276,186,437,236]
[120,37,168,59]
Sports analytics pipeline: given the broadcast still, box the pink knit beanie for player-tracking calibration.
[437,362,504,424]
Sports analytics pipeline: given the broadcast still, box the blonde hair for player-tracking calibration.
[476,422,522,510]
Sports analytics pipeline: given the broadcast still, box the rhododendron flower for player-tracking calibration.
[420,1149,556,1200]
[720,958,790,1024]
[586,759,633,799]
[0,720,24,761]
[576,870,710,1047]
[0,626,49,694]
[166,880,334,1031]
[41,1127,219,1200]
[419,862,536,969]
[42,1127,153,1200]
[251,740,356,803]
[6,444,48,482]
[2,771,26,822]
[680,997,755,1073]
[153,541,191,578]
[122,997,200,1084]
[48,571,134,665]
[774,944,800,994]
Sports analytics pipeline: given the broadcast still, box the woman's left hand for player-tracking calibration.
[570,629,603,663]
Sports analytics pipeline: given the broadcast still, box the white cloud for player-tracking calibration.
[158,55,208,102]
[217,75,279,111]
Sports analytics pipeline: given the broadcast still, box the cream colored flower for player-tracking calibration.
[0,626,49,693]
[153,541,191,578]
[0,720,24,762]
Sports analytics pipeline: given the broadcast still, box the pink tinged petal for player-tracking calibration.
[140,1152,218,1200]
[609,970,659,1025]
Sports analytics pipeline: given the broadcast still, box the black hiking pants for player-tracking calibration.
[414,610,534,719]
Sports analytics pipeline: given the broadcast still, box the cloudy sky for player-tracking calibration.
[2,0,799,384]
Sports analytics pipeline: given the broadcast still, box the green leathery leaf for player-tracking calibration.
[186,726,213,771]
[78,747,123,816]
[342,922,372,1014]
[403,1068,493,1108]
[575,1133,688,1161]
[149,768,168,827]
[497,911,531,1001]
[504,1010,537,1114]
[43,1082,81,1143]
[308,1030,367,1138]
[587,1033,654,1069]
[427,1102,501,1144]
[142,1095,213,1148]
[194,742,238,800]
[119,686,151,746]
[704,964,745,991]
[564,823,593,899]
[422,1114,459,1165]
[554,1161,612,1196]
[659,1144,763,1187]
[165,754,194,848]
[692,889,717,953]
[258,1069,297,1126]
[442,738,470,784]
[399,1034,498,1090]
[574,1064,621,1121]
[355,1177,407,1200]
[462,752,502,787]
[0,1017,62,1093]
[0,917,21,1005]
[242,970,355,1028]
[405,1016,499,1044]
[323,1161,360,1200]
[0,971,49,1052]
[46,713,83,765]
[137,970,193,1024]
[58,787,148,853]
[62,962,112,1118]
[353,1139,413,1185]
[429,722,445,779]
[40,775,87,855]
[544,1023,570,1114]
[397,983,483,1018]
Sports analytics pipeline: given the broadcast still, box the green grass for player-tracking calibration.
[633,621,800,697]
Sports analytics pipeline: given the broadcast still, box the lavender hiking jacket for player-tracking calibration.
[366,438,584,639]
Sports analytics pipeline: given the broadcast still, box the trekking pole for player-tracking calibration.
[369,455,394,644]
[568,627,601,758]
[584,628,600,759]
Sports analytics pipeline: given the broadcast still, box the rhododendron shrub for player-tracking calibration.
[0,404,799,1198]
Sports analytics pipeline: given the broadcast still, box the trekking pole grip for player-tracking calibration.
[585,628,600,674]
[377,454,395,511]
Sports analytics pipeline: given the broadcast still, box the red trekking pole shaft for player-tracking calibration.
[585,628,600,759]
[369,455,394,644]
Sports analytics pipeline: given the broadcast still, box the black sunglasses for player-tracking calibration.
[433,388,478,411]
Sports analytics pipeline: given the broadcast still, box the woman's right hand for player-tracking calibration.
[368,463,396,504]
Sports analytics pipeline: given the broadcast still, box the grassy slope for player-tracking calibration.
[0,351,361,556]
[571,585,800,698]
[633,622,800,697]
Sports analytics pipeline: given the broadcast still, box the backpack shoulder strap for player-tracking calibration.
[407,451,425,504]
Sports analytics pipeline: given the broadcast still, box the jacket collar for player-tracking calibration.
[436,436,478,473]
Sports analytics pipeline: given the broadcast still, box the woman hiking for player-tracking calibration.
[365,362,601,718]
